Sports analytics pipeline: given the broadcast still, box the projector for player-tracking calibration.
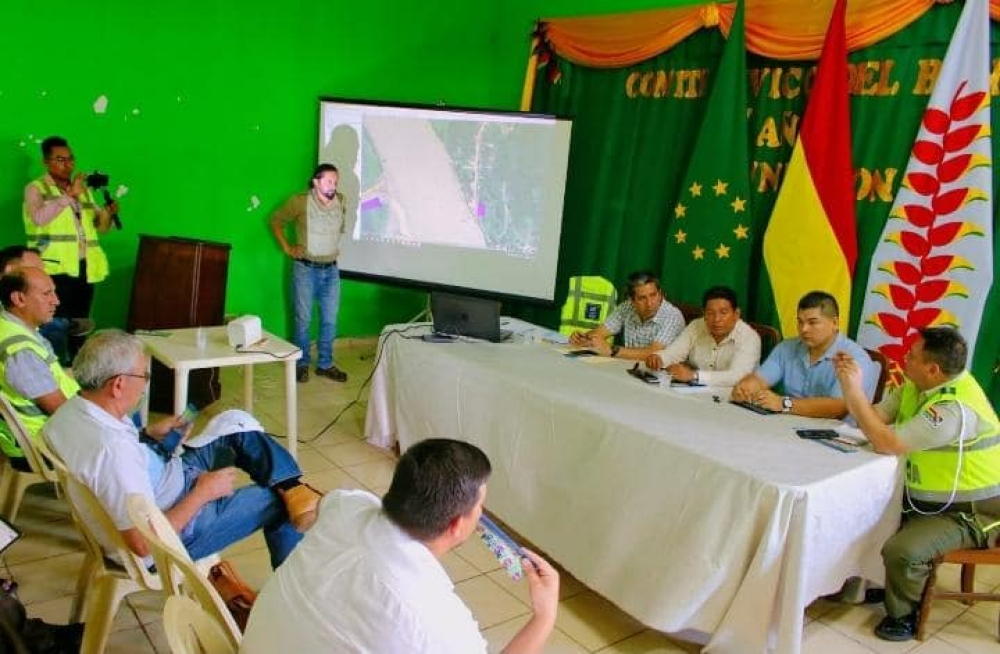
[227,315,263,348]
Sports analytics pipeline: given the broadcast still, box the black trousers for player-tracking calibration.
[51,260,95,320]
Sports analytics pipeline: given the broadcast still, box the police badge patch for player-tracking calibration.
[921,406,944,428]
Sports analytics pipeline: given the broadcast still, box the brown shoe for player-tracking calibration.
[279,484,323,532]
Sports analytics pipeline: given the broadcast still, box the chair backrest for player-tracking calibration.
[163,595,238,654]
[34,433,160,590]
[865,348,891,404]
[675,302,702,324]
[748,322,782,360]
[0,395,56,483]
[559,276,617,336]
[127,494,241,646]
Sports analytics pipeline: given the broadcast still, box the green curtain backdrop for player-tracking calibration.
[523,2,1000,405]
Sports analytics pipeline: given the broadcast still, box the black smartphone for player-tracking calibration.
[795,429,840,440]
[565,349,599,357]
[627,363,661,384]
[729,400,777,415]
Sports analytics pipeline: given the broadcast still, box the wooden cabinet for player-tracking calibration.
[128,235,231,411]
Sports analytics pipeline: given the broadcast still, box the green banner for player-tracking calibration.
[523,2,1000,405]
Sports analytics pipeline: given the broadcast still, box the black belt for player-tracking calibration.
[295,259,336,269]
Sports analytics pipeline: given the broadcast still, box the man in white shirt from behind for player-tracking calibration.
[241,438,560,654]
[644,285,761,386]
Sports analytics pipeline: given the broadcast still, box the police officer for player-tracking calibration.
[835,327,1000,642]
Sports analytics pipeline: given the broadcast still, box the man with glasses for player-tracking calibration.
[45,329,320,568]
[22,136,114,353]
[0,267,79,468]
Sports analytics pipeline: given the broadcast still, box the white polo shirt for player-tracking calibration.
[241,489,488,654]
[44,396,186,537]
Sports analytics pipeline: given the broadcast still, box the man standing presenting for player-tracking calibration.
[242,438,560,653]
[645,286,760,386]
[732,290,875,418]
[270,164,347,384]
[834,327,1000,642]
[569,271,685,361]
[0,267,79,467]
[22,136,113,336]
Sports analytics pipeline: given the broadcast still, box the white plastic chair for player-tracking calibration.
[163,595,238,654]
[0,394,58,522]
[127,493,241,648]
[35,435,220,654]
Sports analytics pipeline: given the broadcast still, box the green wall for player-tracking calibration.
[0,0,697,337]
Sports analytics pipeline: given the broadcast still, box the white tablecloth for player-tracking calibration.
[365,323,902,654]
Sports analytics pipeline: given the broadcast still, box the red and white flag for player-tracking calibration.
[857,0,993,384]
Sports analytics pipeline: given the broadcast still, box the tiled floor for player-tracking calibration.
[6,342,1000,653]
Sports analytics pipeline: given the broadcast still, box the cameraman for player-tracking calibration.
[22,136,114,345]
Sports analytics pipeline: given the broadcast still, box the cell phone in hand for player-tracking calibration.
[179,403,199,427]
[477,515,527,580]
[565,349,599,357]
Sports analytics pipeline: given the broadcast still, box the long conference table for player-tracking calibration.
[365,322,902,654]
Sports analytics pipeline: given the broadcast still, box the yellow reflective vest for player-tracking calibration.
[22,178,109,282]
[901,372,1000,505]
[0,316,80,457]
[559,276,616,336]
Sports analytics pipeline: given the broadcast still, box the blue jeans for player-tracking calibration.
[292,260,340,370]
[175,430,304,568]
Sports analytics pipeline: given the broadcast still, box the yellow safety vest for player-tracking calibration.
[900,372,1000,504]
[22,178,109,282]
[559,276,616,336]
[0,317,80,457]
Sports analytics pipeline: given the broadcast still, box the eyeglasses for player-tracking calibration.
[119,372,150,381]
[47,156,75,164]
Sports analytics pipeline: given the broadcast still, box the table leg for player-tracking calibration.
[284,360,297,460]
[141,354,152,425]
[173,367,189,417]
[243,364,254,412]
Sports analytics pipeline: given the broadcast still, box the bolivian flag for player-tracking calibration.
[762,0,857,337]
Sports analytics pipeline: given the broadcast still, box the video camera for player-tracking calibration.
[83,171,121,230]
[84,171,110,189]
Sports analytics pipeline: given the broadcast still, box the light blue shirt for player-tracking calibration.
[757,332,876,400]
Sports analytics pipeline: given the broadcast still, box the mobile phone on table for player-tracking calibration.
[627,362,661,384]
[795,428,840,440]
[565,349,599,357]
[477,515,527,580]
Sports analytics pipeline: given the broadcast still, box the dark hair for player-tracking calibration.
[41,136,69,159]
[702,285,738,311]
[0,271,29,309]
[382,438,492,541]
[797,290,839,318]
[919,327,967,376]
[625,270,661,299]
[0,246,40,274]
[309,163,339,188]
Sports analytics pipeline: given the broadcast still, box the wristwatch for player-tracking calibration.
[781,396,793,413]
[610,345,621,358]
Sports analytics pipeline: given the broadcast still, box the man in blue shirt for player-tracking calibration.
[732,290,875,418]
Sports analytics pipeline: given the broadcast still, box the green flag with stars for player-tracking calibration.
[661,0,756,308]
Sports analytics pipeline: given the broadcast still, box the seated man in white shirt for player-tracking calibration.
[242,438,561,654]
[644,286,761,386]
[44,329,319,568]
[569,270,685,361]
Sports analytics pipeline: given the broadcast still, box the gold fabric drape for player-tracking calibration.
[539,0,1000,65]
